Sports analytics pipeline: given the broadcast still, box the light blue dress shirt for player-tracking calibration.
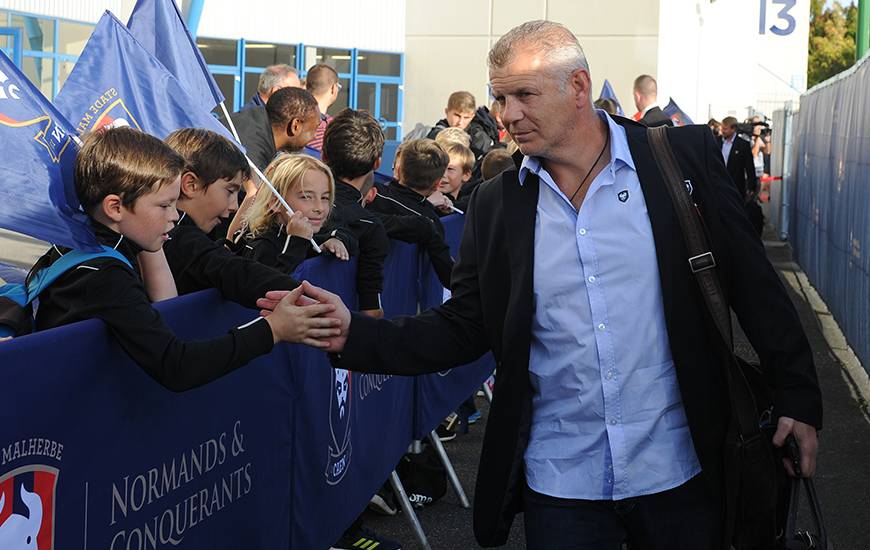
[521,112,701,501]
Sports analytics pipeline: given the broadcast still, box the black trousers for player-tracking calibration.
[523,475,721,550]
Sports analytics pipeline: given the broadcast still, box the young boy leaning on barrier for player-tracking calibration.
[34,127,339,391]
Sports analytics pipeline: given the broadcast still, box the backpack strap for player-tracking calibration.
[23,246,133,306]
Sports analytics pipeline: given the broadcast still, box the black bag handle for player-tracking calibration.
[783,436,828,549]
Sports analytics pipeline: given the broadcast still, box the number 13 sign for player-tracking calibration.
[760,0,797,36]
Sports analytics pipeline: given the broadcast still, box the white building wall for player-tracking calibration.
[404,0,660,133]
[658,0,809,122]
[196,0,405,52]
[0,0,136,23]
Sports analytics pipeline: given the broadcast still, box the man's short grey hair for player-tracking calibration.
[488,20,589,82]
[258,64,299,93]
[633,74,657,99]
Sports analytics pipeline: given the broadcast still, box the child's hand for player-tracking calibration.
[263,285,341,347]
[321,238,349,261]
[427,191,453,214]
[286,211,314,240]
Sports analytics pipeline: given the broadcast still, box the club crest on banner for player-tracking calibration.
[0,465,59,550]
[0,68,72,164]
[72,88,142,134]
[325,368,352,485]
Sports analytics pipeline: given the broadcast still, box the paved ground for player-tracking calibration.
[363,236,870,549]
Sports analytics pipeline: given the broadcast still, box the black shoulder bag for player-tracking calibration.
[646,126,826,550]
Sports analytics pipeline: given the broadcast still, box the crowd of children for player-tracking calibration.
[2,85,515,550]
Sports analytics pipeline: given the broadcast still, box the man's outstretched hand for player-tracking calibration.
[257,281,351,352]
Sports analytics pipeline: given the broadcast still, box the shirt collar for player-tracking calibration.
[519,110,636,186]
[641,103,660,117]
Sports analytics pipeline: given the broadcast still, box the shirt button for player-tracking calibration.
[605,370,614,380]
[598,323,606,331]
[588,276,596,283]
[610,419,618,425]
[578,228,587,236]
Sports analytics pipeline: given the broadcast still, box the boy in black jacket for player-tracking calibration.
[369,139,454,289]
[163,128,317,306]
[321,109,390,318]
[34,128,339,391]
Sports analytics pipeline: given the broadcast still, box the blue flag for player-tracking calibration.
[127,0,224,109]
[0,51,99,251]
[55,11,237,144]
[598,79,625,116]
[663,97,694,126]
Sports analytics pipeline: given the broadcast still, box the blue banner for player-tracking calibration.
[0,217,486,548]
[0,51,99,251]
[0,290,295,549]
[54,11,236,143]
[598,79,625,116]
[662,97,694,126]
[127,0,224,110]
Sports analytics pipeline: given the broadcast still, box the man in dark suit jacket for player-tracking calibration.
[634,74,674,127]
[226,86,320,171]
[718,116,759,198]
[277,21,821,550]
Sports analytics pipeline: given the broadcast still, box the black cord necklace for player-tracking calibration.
[568,130,611,204]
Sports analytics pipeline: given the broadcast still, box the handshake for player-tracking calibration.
[256,281,351,351]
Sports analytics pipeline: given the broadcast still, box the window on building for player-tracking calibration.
[57,20,92,56]
[245,41,296,68]
[356,50,402,142]
[12,14,54,53]
[243,42,299,104]
[305,47,351,74]
[357,52,400,77]
[197,37,237,67]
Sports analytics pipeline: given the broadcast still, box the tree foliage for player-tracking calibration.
[808,0,859,87]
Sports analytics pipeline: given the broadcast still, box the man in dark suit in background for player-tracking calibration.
[633,74,673,127]
[269,20,821,550]
[719,116,759,199]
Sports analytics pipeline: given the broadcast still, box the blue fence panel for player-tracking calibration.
[0,215,490,548]
[287,255,415,548]
[790,53,870,370]
[0,289,295,549]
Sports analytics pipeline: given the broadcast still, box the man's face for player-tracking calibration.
[184,171,243,233]
[721,123,735,140]
[118,176,181,252]
[490,47,586,159]
[445,109,474,130]
[282,109,321,152]
[440,156,469,196]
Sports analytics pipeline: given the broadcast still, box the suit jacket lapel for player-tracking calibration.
[727,136,739,168]
[622,121,681,328]
[500,165,538,359]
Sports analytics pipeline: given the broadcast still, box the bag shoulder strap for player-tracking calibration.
[24,246,134,305]
[646,125,761,437]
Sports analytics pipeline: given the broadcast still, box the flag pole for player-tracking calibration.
[218,101,320,254]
